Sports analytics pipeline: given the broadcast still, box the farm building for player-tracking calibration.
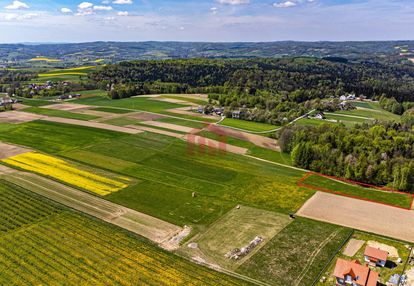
[333,258,378,286]
[364,246,388,267]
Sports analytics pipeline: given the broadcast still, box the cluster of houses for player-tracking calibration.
[225,236,264,260]
[333,246,389,286]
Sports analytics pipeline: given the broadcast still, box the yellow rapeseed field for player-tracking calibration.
[3,152,128,196]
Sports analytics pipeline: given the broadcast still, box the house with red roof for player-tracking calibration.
[364,246,388,267]
[333,258,379,286]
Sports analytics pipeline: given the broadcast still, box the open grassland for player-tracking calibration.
[219,118,278,132]
[77,89,108,98]
[0,121,311,229]
[17,98,55,107]
[0,120,125,153]
[299,173,412,209]
[237,218,352,286]
[0,182,250,285]
[74,96,188,113]
[2,152,129,196]
[317,231,411,285]
[157,116,208,129]
[180,206,292,270]
[197,130,292,166]
[335,107,401,122]
[92,107,134,114]
[22,106,99,120]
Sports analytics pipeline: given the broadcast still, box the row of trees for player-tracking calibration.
[279,123,414,192]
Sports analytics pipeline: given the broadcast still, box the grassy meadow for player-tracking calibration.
[300,174,412,209]
[237,218,352,286]
[219,118,278,132]
[0,120,310,229]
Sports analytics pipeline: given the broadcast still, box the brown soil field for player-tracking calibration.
[342,239,364,256]
[0,111,46,123]
[42,117,143,134]
[0,166,182,244]
[297,192,414,243]
[206,124,280,151]
[0,142,31,159]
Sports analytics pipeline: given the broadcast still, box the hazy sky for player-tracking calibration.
[0,0,413,43]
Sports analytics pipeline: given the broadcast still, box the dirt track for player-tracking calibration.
[0,166,182,244]
[297,192,414,243]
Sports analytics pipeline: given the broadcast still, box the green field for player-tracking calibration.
[197,130,293,166]
[219,118,278,132]
[335,107,401,122]
[317,231,411,285]
[92,107,134,114]
[22,106,99,120]
[160,94,208,105]
[0,121,310,229]
[157,116,208,129]
[74,96,188,113]
[0,181,250,285]
[238,218,352,286]
[17,98,55,107]
[300,174,412,209]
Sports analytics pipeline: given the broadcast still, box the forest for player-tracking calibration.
[279,122,414,192]
[90,58,414,124]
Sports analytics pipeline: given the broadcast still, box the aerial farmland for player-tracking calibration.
[1,32,414,285]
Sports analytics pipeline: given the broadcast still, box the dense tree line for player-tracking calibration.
[379,96,414,115]
[279,123,414,192]
[91,58,414,102]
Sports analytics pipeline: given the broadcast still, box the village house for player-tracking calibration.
[333,258,379,286]
[364,246,388,267]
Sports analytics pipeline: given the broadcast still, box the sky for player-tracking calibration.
[0,0,413,43]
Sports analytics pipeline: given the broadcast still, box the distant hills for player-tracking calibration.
[1,41,413,66]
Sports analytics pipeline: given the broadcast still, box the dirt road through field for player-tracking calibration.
[0,166,182,244]
[297,192,414,243]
